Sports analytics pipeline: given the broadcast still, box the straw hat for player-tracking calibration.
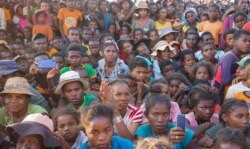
[32,9,50,24]
[0,77,35,96]
[55,71,89,94]
[135,1,149,10]
[151,40,175,56]
[158,27,179,40]
[117,34,134,44]
[7,114,61,148]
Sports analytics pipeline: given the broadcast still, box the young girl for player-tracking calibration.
[199,99,250,148]
[233,11,247,30]
[198,4,223,46]
[135,94,195,149]
[88,19,100,39]
[213,128,248,149]
[32,9,53,40]
[155,7,172,31]
[131,1,155,34]
[179,50,196,79]
[53,108,88,149]
[159,27,179,43]
[148,29,159,43]
[183,8,200,33]
[191,61,214,84]
[13,3,31,30]
[80,104,134,149]
[133,28,144,43]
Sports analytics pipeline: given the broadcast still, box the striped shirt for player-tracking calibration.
[123,104,144,125]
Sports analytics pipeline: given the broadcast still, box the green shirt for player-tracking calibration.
[0,104,48,126]
[60,65,96,79]
[67,93,96,112]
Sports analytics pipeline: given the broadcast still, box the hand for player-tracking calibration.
[54,131,71,149]
[29,63,39,75]
[169,127,186,144]
[99,80,117,109]
[47,67,59,80]
[137,82,143,94]
[179,83,189,92]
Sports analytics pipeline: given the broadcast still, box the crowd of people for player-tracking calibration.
[0,0,250,149]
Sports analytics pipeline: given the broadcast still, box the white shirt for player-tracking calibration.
[226,82,250,99]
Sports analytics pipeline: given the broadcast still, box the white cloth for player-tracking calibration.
[0,8,6,30]
[226,82,250,99]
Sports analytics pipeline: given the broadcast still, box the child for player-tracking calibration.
[133,28,144,43]
[199,99,250,148]
[233,11,247,30]
[201,43,217,65]
[159,60,177,78]
[51,53,65,69]
[183,8,200,33]
[155,7,172,31]
[198,4,223,46]
[159,27,179,43]
[118,35,134,64]
[131,1,155,34]
[88,39,102,66]
[135,94,195,149]
[200,13,209,22]
[213,128,248,149]
[88,18,100,39]
[169,41,181,62]
[121,23,132,35]
[191,61,214,83]
[179,50,196,79]
[32,9,53,41]
[53,108,88,148]
[223,29,236,51]
[186,31,200,52]
[148,29,159,43]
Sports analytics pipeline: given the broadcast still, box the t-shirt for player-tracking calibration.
[135,123,194,149]
[185,112,219,127]
[57,8,83,35]
[79,136,134,149]
[198,20,223,45]
[155,21,172,31]
[206,123,250,139]
[233,91,250,103]
[60,65,96,79]
[226,82,250,99]
[47,48,59,57]
[0,104,48,126]
[32,24,53,40]
[131,19,155,33]
[67,93,96,112]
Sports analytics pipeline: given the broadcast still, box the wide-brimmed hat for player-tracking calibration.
[0,60,19,76]
[117,34,134,44]
[151,40,175,56]
[0,77,35,96]
[32,9,50,24]
[159,27,179,40]
[7,114,61,148]
[14,3,24,14]
[135,1,149,10]
[236,55,250,68]
[55,71,89,94]
[169,41,181,47]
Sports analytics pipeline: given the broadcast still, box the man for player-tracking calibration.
[55,71,98,111]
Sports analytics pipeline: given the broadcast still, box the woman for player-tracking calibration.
[183,8,200,33]
[95,41,129,83]
[0,77,47,126]
[155,7,172,31]
[98,0,113,33]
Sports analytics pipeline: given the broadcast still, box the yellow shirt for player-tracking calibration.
[155,21,172,31]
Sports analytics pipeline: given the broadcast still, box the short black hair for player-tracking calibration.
[67,26,79,35]
[129,57,148,71]
[233,29,250,40]
[223,28,236,40]
[67,43,83,55]
[159,59,175,72]
[201,32,213,42]
[145,94,171,116]
[33,33,48,42]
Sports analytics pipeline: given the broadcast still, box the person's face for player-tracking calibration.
[202,45,216,61]
[12,44,25,55]
[167,5,175,15]
[149,4,157,14]
[100,1,107,12]
[162,65,175,78]
[194,100,215,121]
[109,25,116,34]
[57,114,79,143]
[225,34,234,49]
[82,56,91,65]
[76,69,88,80]
[235,34,250,54]
[111,4,118,13]
[63,81,84,106]
[203,34,214,45]
[201,15,209,22]
[134,31,143,42]
[138,8,148,18]
[122,27,129,34]
[208,7,218,21]
[33,38,48,52]
[88,0,97,10]
[160,84,169,96]
[121,1,129,10]
[169,79,180,96]
[184,54,195,66]
[170,45,181,59]
[160,49,170,60]
[68,51,82,68]
[136,45,150,55]
[75,1,82,11]
[186,12,195,24]
[67,29,80,43]
[4,93,29,114]
[17,59,30,73]
[149,31,159,41]
[112,83,131,110]
[103,45,118,63]
[89,41,100,55]
[147,103,170,135]
[25,53,35,65]
[23,28,32,38]
[122,42,133,54]
[164,33,174,43]
[52,56,64,69]
[16,135,44,149]
[237,0,248,12]
[66,0,76,10]
[1,51,13,60]
[85,117,113,149]
[195,66,209,80]
[218,144,242,149]
[89,22,98,31]
[82,30,93,42]
[0,31,6,40]
[187,34,198,49]
[40,2,49,10]
[53,38,62,49]
[234,15,247,29]
[130,66,147,82]
[197,7,204,16]
[222,106,249,131]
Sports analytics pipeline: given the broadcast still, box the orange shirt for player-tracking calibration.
[2,7,11,22]
[233,91,250,103]
[198,20,223,45]
[32,24,53,40]
[57,8,83,35]
[47,48,59,57]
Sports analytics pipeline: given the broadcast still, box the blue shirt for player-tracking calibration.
[135,123,194,149]
[79,136,134,149]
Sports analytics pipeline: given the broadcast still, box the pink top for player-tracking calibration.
[185,112,219,127]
